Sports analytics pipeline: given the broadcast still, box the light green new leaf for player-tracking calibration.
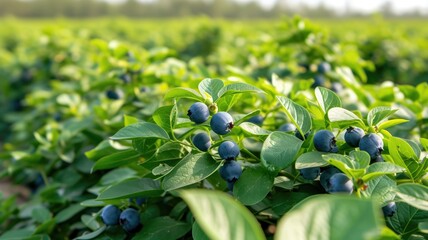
[315,87,342,114]
[295,151,329,169]
[239,122,271,136]
[362,162,405,182]
[277,96,312,136]
[180,189,266,240]
[217,82,264,99]
[367,106,397,127]
[327,107,365,128]
[111,122,170,140]
[198,78,224,102]
[164,87,204,101]
[275,195,383,240]
[396,184,428,211]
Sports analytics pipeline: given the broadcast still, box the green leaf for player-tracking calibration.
[233,165,275,206]
[389,202,428,237]
[388,137,425,180]
[277,96,312,136]
[198,78,224,102]
[192,222,210,240]
[111,122,170,140]
[315,87,342,114]
[234,110,261,126]
[377,119,409,130]
[74,226,106,240]
[165,87,204,101]
[0,230,33,240]
[31,207,52,223]
[396,184,428,211]
[217,82,264,98]
[92,149,140,172]
[54,204,85,224]
[133,216,191,240]
[180,189,266,240]
[162,153,221,191]
[361,176,397,205]
[151,142,191,163]
[328,107,365,128]
[97,178,163,200]
[419,222,428,234]
[81,214,100,231]
[362,162,405,182]
[275,195,383,240]
[322,154,365,179]
[99,168,136,186]
[367,106,397,127]
[295,151,329,169]
[153,105,176,133]
[239,122,271,136]
[421,138,428,151]
[349,151,370,169]
[261,132,303,171]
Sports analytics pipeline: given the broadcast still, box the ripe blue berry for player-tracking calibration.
[130,197,147,206]
[312,75,325,88]
[371,154,384,164]
[279,123,296,132]
[120,73,131,84]
[320,167,341,191]
[247,115,264,126]
[359,133,383,160]
[101,205,121,226]
[382,202,397,217]
[313,130,338,153]
[317,62,331,74]
[119,208,141,233]
[187,102,210,124]
[192,132,211,152]
[106,90,122,100]
[219,160,242,182]
[327,173,354,194]
[210,112,234,135]
[299,167,320,180]
[345,127,365,148]
[218,141,240,160]
[294,130,310,140]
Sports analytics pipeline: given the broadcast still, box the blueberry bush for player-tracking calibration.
[0,17,428,240]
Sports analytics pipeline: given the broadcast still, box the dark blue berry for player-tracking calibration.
[371,155,384,164]
[218,141,240,160]
[382,202,397,217]
[294,130,310,140]
[320,167,341,191]
[279,123,296,132]
[247,115,264,126]
[106,90,122,100]
[120,74,131,84]
[317,62,331,74]
[119,208,141,233]
[299,167,320,180]
[345,127,365,148]
[101,205,121,226]
[187,102,210,124]
[359,133,383,160]
[192,132,211,151]
[313,130,338,153]
[219,160,242,182]
[327,173,353,194]
[130,197,147,206]
[312,75,325,88]
[210,112,234,135]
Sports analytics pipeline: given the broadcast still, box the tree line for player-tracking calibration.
[0,0,426,19]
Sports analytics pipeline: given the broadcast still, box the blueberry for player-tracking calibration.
[331,82,343,93]
[313,130,338,153]
[53,112,62,122]
[210,112,234,135]
[192,132,211,151]
[106,90,122,100]
[187,102,210,124]
[317,62,331,74]
[120,74,131,84]
[130,197,147,206]
[279,123,296,132]
[359,133,383,160]
[371,155,384,164]
[247,115,264,126]
[299,167,320,180]
[219,160,242,182]
[227,181,235,191]
[294,130,310,140]
[312,75,325,88]
[119,208,141,233]
[218,141,240,160]
[382,202,397,217]
[101,205,121,226]
[327,173,354,194]
[320,167,342,191]
[345,127,365,148]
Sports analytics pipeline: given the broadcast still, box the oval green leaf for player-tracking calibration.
[233,165,275,205]
[111,122,170,140]
[261,132,303,171]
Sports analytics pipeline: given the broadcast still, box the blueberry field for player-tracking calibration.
[0,17,428,240]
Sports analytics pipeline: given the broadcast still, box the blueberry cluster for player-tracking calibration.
[100,204,142,233]
[187,102,234,135]
[345,127,384,163]
[218,140,242,191]
[320,167,354,194]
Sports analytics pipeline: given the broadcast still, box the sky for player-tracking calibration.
[106,0,428,14]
